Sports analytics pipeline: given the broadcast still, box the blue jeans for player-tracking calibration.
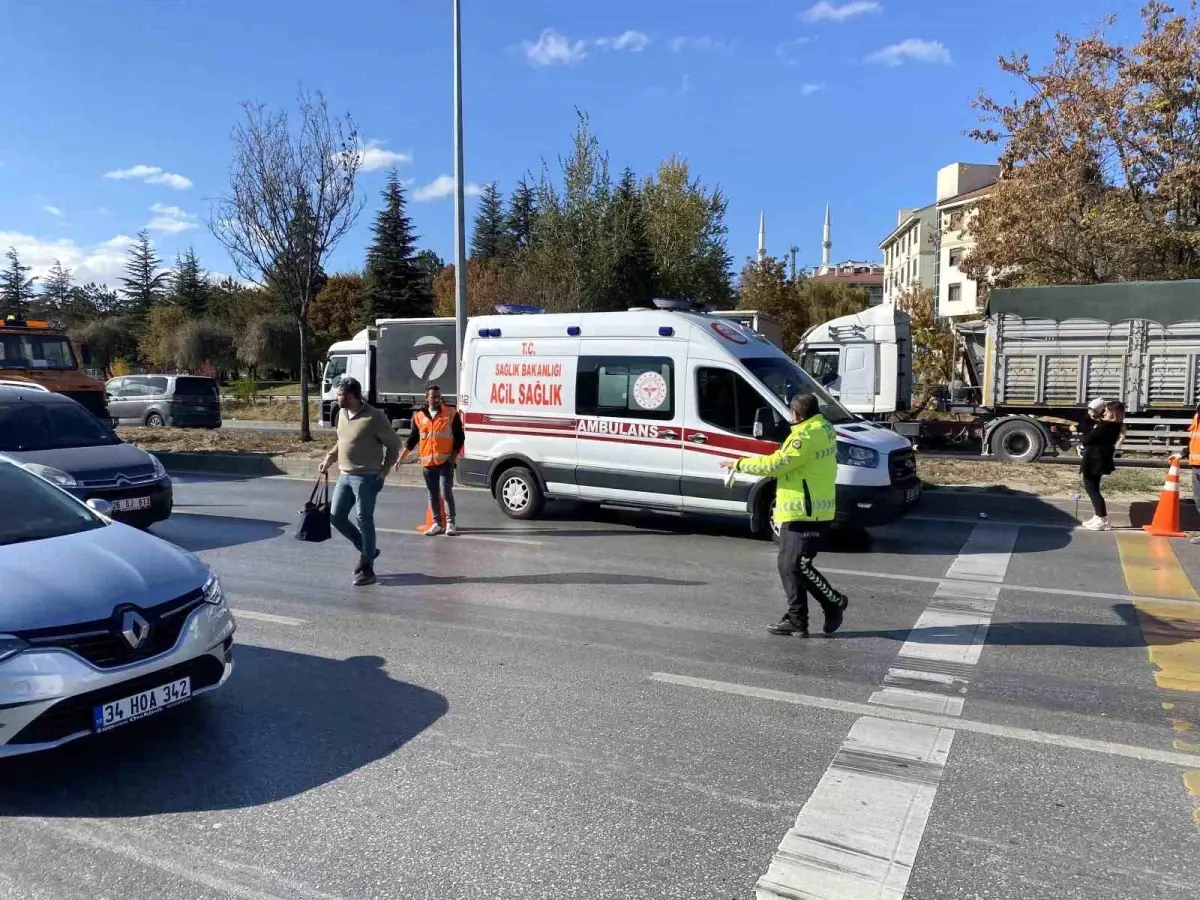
[330,474,382,566]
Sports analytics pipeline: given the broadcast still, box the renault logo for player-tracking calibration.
[121,610,151,649]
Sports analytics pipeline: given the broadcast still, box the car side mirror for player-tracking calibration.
[87,498,113,517]
[753,407,776,440]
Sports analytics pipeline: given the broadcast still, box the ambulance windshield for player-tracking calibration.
[742,357,855,425]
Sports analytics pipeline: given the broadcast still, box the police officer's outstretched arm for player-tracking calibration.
[733,432,813,478]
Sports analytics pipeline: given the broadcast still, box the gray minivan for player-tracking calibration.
[106,375,222,428]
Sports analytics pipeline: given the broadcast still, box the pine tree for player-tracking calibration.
[608,167,658,311]
[470,182,507,261]
[0,246,37,318]
[506,176,538,253]
[119,230,169,318]
[362,170,430,321]
[169,246,210,316]
[39,260,74,321]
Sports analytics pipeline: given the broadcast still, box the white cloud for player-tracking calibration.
[103,164,193,190]
[335,138,413,172]
[668,36,732,54]
[594,30,650,52]
[776,36,813,63]
[521,29,590,66]
[801,1,881,23]
[42,205,63,217]
[867,38,951,66]
[146,202,198,234]
[800,83,824,95]
[520,28,651,66]
[413,175,483,203]
[0,231,133,287]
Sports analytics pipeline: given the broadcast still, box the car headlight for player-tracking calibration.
[150,455,168,480]
[20,462,79,488]
[0,634,29,664]
[836,442,879,468]
[201,571,226,607]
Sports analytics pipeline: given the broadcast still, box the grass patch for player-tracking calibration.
[221,399,318,422]
[120,427,328,458]
[918,458,1173,498]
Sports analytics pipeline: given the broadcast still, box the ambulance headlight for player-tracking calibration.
[837,443,879,468]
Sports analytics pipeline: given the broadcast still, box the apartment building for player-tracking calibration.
[879,203,936,306]
[935,163,999,318]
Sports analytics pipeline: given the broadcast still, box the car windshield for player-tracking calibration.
[0,401,122,451]
[0,333,77,370]
[0,460,105,546]
[173,377,218,398]
[742,356,856,425]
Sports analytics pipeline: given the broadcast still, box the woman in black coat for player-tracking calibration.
[1079,402,1122,531]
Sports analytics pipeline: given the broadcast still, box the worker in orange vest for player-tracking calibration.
[398,384,465,536]
[1190,403,1200,545]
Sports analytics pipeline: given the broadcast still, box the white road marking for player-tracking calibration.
[232,609,308,626]
[648,673,1200,769]
[751,522,1018,900]
[375,527,545,546]
[817,566,1200,608]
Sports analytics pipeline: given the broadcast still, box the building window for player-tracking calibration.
[948,284,962,306]
[948,211,963,231]
[948,250,962,267]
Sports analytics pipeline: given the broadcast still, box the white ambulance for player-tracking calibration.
[458,301,920,535]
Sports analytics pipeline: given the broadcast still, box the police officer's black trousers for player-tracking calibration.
[777,522,840,627]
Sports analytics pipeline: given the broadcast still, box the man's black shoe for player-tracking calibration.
[822,601,846,636]
[768,618,809,637]
[354,548,381,575]
[353,565,377,587]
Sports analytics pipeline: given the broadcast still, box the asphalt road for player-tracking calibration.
[1,475,1198,899]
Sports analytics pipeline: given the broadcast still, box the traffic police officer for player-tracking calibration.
[721,392,849,637]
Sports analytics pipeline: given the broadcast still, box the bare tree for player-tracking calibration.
[208,90,364,439]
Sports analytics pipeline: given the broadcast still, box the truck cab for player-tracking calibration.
[0,316,108,419]
[796,304,912,418]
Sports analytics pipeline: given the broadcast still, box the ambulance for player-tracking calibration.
[457,300,920,536]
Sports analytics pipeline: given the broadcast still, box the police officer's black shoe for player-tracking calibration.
[822,595,849,636]
[768,618,809,637]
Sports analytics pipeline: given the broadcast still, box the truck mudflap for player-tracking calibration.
[835,481,921,527]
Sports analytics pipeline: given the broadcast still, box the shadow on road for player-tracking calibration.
[836,603,1196,648]
[150,513,288,552]
[377,572,705,587]
[0,646,446,817]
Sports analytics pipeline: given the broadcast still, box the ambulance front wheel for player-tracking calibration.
[496,466,545,520]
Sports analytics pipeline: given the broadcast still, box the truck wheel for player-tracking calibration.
[496,467,545,520]
[145,412,165,427]
[991,419,1044,464]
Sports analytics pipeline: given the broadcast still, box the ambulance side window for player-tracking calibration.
[576,356,675,421]
[696,367,770,437]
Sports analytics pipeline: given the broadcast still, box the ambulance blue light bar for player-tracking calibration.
[659,326,674,337]
[567,326,581,336]
[476,328,502,337]
[651,297,699,311]
[494,304,545,315]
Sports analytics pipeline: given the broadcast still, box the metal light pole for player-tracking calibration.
[452,0,469,369]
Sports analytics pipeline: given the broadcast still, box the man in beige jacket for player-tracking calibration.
[318,376,401,586]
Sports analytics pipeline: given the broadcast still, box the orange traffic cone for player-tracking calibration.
[415,498,450,533]
[1143,455,1187,538]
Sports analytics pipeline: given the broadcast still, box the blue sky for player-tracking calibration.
[0,0,1140,290]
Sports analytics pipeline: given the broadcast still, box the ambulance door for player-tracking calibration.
[573,341,684,509]
[681,360,786,515]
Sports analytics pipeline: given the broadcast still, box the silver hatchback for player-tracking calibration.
[0,456,235,757]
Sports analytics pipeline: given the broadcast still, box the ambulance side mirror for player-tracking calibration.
[753,407,779,441]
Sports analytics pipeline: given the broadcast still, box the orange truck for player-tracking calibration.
[0,315,109,419]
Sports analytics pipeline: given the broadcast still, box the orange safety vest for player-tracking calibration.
[1189,413,1200,469]
[413,406,458,468]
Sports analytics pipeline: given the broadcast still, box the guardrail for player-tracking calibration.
[219,394,307,403]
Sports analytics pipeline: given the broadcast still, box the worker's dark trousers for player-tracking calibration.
[777,522,841,627]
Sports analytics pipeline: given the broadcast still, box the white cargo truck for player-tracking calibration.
[796,280,1200,461]
[319,317,457,429]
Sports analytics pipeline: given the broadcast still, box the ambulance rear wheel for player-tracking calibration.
[496,466,544,520]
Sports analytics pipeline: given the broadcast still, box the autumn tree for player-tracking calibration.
[207,277,279,335]
[1,246,37,318]
[74,317,137,376]
[238,314,301,378]
[209,89,363,438]
[310,272,367,343]
[141,305,190,369]
[896,285,954,403]
[432,260,515,317]
[175,319,237,375]
[967,0,1200,287]
[737,256,807,351]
